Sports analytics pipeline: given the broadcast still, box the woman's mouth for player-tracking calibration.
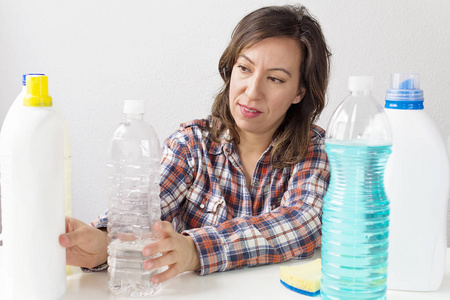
[239,104,262,118]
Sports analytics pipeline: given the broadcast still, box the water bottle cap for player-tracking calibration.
[385,73,424,110]
[22,73,45,86]
[348,76,374,92]
[124,100,145,114]
[23,75,52,107]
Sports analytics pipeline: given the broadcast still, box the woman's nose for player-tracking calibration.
[245,74,264,100]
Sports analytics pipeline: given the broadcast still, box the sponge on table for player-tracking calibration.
[280,258,321,297]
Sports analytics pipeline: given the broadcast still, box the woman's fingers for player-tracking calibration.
[58,216,109,268]
[154,221,175,237]
[144,250,177,270]
[142,237,175,256]
[142,221,176,256]
[59,230,78,248]
[59,218,86,248]
[151,264,180,284]
[140,220,200,284]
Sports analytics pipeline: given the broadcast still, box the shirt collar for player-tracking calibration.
[209,129,276,158]
[209,129,233,155]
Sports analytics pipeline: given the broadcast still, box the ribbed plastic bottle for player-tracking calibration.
[107,100,162,296]
[384,73,449,291]
[0,75,66,299]
[321,76,392,300]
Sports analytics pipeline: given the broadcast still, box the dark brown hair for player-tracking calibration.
[209,4,331,169]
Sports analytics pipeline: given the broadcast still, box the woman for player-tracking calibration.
[59,4,331,285]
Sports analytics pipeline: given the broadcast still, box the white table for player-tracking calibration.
[62,248,450,299]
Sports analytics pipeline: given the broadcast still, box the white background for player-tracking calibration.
[1,0,449,239]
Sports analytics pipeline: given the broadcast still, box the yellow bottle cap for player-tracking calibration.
[23,75,52,107]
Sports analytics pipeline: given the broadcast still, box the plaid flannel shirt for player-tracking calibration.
[93,117,330,275]
[160,118,329,275]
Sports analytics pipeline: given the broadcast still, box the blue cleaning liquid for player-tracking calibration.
[321,142,391,300]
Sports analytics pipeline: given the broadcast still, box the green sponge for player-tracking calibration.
[280,258,321,296]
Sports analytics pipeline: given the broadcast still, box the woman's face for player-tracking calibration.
[229,36,304,138]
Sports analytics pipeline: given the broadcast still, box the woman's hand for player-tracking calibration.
[59,216,108,269]
[142,221,200,284]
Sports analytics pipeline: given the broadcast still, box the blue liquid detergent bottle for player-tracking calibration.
[321,76,392,299]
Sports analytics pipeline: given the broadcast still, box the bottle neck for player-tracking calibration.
[126,113,144,120]
[351,90,372,96]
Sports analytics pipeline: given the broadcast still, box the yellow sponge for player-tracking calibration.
[280,258,321,296]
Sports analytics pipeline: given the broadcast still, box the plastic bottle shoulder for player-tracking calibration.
[386,109,446,148]
[112,119,158,140]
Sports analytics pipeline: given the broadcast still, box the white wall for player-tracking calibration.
[1,0,449,232]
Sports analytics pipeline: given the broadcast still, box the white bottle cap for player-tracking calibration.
[348,76,374,92]
[123,100,145,114]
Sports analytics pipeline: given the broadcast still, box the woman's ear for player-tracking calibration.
[293,87,306,104]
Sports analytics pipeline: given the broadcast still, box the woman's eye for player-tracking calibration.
[268,76,285,84]
[237,65,250,73]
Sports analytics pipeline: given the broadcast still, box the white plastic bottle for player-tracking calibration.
[0,73,72,217]
[107,100,162,296]
[385,73,449,291]
[0,74,39,250]
[0,75,66,299]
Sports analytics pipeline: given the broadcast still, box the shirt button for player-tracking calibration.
[253,180,258,186]
[200,204,205,209]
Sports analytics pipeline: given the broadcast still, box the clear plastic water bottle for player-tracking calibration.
[321,76,392,299]
[107,100,162,297]
[385,74,449,291]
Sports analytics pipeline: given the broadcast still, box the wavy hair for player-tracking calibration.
[209,4,331,169]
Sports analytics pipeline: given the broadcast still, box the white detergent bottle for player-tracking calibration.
[0,74,72,279]
[0,73,43,252]
[385,73,449,291]
[0,75,66,299]
[1,73,71,216]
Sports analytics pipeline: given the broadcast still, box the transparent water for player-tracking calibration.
[106,169,162,297]
[108,239,162,297]
[321,142,391,300]
[106,158,162,297]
